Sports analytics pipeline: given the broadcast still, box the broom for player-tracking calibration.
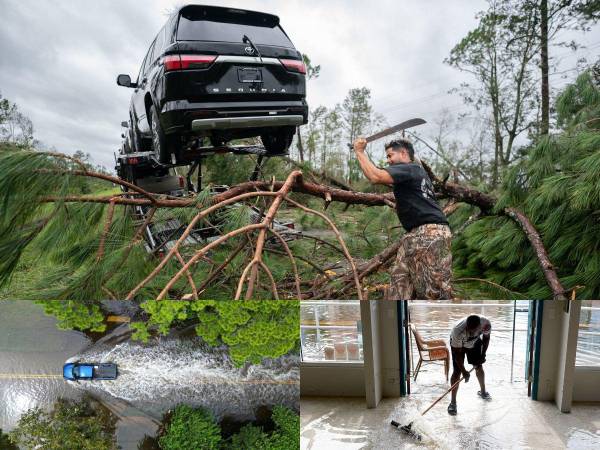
[391,366,476,441]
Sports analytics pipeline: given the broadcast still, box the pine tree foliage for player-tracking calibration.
[454,70,600,298]
[0,148,272,300]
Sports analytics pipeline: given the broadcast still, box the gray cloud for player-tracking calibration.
[0,0,597,169]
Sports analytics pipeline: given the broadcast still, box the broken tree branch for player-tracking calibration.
[241,171,301,299]
[268,228,302,299]
[284,196,363,300]
[309,240,401,299]
[504,207,567,300]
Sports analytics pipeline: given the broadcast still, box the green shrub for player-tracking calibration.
[130,300,299,366]
[159,405,221,450]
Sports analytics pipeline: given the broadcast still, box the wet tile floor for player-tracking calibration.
[301,364,600,449]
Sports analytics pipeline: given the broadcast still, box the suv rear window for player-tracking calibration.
[177,7,294,48]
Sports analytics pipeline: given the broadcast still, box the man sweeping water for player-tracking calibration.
[353,137,452,299]
[447,314,492,415]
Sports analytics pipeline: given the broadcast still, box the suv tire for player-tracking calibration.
[261,127,295,155]
[150,104,174,164]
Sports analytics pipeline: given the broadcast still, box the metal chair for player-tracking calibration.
[410,323,450,381]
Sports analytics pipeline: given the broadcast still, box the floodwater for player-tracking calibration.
[302,381,600,449]
[71,338,299,420]
[0,301,299,449]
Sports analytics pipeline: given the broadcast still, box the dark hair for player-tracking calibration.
[466,315,481,330]
[385,138,415,161]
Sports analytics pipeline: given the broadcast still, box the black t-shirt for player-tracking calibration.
[384,163,448,232]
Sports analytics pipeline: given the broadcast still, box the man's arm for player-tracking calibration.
[353,137,394,185]
[482,334,490,354]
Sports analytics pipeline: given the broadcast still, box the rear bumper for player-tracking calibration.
[160,99,308,134]
[191,114,303,131]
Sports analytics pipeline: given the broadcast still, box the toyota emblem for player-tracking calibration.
[244,46,255,55]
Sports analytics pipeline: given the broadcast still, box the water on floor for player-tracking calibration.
[301,363,600,449]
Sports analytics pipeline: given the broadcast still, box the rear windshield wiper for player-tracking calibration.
[243,34,262,62]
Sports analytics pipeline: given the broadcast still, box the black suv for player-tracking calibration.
[117,4,308,163]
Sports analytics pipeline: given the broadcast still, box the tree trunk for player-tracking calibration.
[296,127,305,163]
[540,0,550,135]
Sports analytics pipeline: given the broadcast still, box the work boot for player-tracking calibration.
[478,391,492,400]
[447,402,457,415]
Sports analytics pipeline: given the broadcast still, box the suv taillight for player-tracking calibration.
[279,58,306,75]
[163,54,217,71]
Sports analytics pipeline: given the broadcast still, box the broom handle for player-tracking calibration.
[420,367,475,417]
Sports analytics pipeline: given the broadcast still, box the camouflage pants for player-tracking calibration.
[388,224,453,300]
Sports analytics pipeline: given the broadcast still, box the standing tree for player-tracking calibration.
[0,93,35,148]
[295,54,321,162]
[533,0,600,134]
[319,105,343,171]
[496,0,599,136]
[305,106,327,165]
[445,0,540,187]
[341,87,374,182]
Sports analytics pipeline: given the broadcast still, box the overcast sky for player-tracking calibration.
[1,0,598,169]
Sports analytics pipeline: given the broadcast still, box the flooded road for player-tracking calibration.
[0,301,299,449]
[71,338,299,421]
[0,301,160,448]
[0,300,88,431]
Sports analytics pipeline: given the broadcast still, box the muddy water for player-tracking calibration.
[71,338,300,421]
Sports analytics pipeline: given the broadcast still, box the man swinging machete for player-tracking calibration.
[448,314,492,415]
[352,118,453,300]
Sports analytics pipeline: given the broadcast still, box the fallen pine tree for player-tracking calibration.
[0,142,570,300]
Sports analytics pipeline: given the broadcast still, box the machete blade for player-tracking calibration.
[365,118,426,143]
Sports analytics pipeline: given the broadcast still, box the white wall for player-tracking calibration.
[535,301,561,401]
[536,300,583,412]
[362,300,382,408]
[300,363,366,397]
[572,366,600,402]
[378,301,402,398]
[554,301,581,412]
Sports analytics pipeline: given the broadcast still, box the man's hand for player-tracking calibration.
[353,137,367,153]
[462,369,470,383]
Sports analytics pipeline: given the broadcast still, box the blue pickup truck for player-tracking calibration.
[63,362,118,381]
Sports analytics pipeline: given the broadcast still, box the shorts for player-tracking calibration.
[388,223,453,300]
[451,337,485,371]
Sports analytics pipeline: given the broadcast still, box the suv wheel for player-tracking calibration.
[150,104,173,164]
[261,127,295,155]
